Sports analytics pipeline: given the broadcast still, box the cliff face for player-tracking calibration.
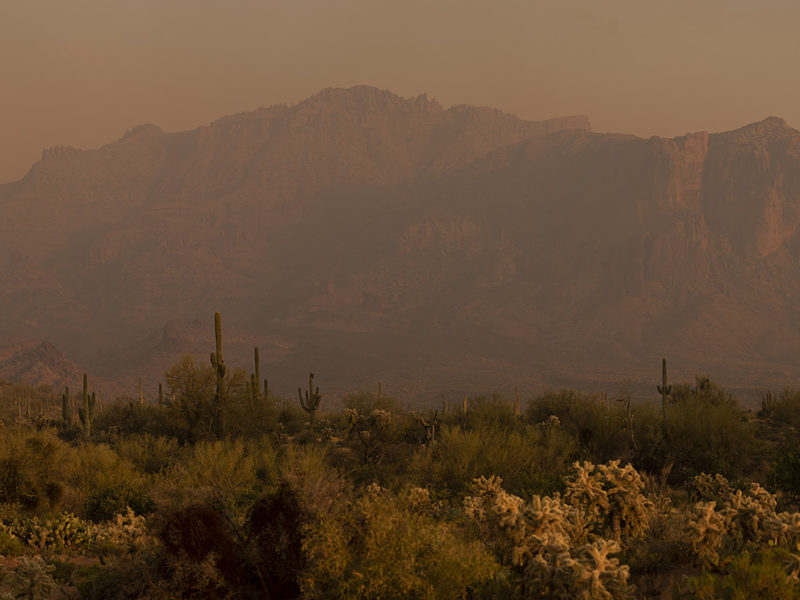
[0,86,798,399]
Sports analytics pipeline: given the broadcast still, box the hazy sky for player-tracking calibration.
[2,0,798,183]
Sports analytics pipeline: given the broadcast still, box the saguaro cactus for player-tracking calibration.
[657,358,672,419]
[298,372,321,426]
[210,312,226,438]
[250,347,263,403]
[61,386,71,426]
[78,373,95,440]
[253,347,261,400]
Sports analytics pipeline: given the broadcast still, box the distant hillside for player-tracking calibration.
[0,341,118,396]
[0,86,798,402]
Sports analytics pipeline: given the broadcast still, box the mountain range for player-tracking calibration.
[1,86,798,405]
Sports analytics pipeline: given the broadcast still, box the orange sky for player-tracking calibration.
[2,0,798,183]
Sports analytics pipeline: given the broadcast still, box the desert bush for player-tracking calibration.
[279,444,352,517]
[92,402,180,441]
[0,429,74,513]
[158,438,278,527]
[247,484,305,599]
[682,547,800,599]
[660,391,757,483]
[526,389,633,463]
[78,556,162,600]
[158,503,243,591]
[461,394,522,433]
[113,434,179,475]
[300,482,501,599]
[84,484,155,523]
[64,441,152,520]
[277,402,309,435]
[408,424,576,497]
[341,390,403,416]
[671,376,736,407]
[760,388,800,424]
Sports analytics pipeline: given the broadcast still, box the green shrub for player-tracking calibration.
[0,429,74,513]
[683,547,800,599]
[661,392,757,484]
[408,424,576,497]
[84,484,155,522]
[113,434,179,475]
[158,438,278,526]
[526,389,633,463]
[300,483,502,599]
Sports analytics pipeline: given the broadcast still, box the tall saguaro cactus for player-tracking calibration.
[210,312,226,438]
[61,386,71,426]
[298,372,321,426]
[656,358,672,419]
[254,347,261,399]
[250,347,262,403]
[78,373,95,440]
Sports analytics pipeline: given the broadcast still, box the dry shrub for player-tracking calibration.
[158,503,243,589]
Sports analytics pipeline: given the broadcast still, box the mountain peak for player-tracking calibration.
[122,123,163,140]
[733,116,794,137]
[300,85,444,114]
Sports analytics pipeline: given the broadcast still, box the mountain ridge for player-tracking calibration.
[1,87,798,403]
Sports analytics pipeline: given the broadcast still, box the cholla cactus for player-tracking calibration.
[1,556,58,600]
[95,507,154,557]
[764,511,800,548]
[538,414,562,430]
[687,472,734,502]
[465,475,632,599]
[722,484,777,545]
[684,478,800,574]
[685,501,728,567]
[407,486,431,509]
[346,408,392,463]
[565,460,655,542]
[784,552,800,580]
[366,482,383,498]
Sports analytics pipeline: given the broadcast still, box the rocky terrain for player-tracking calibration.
[1,86,798,404]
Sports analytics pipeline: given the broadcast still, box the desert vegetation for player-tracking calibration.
[1,321,800,598]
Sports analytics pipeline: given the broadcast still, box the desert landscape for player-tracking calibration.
[2,2,800,598]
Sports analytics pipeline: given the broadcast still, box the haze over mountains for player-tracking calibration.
[1,86,799,403]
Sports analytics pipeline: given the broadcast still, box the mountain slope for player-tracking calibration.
[0,86,797,401]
